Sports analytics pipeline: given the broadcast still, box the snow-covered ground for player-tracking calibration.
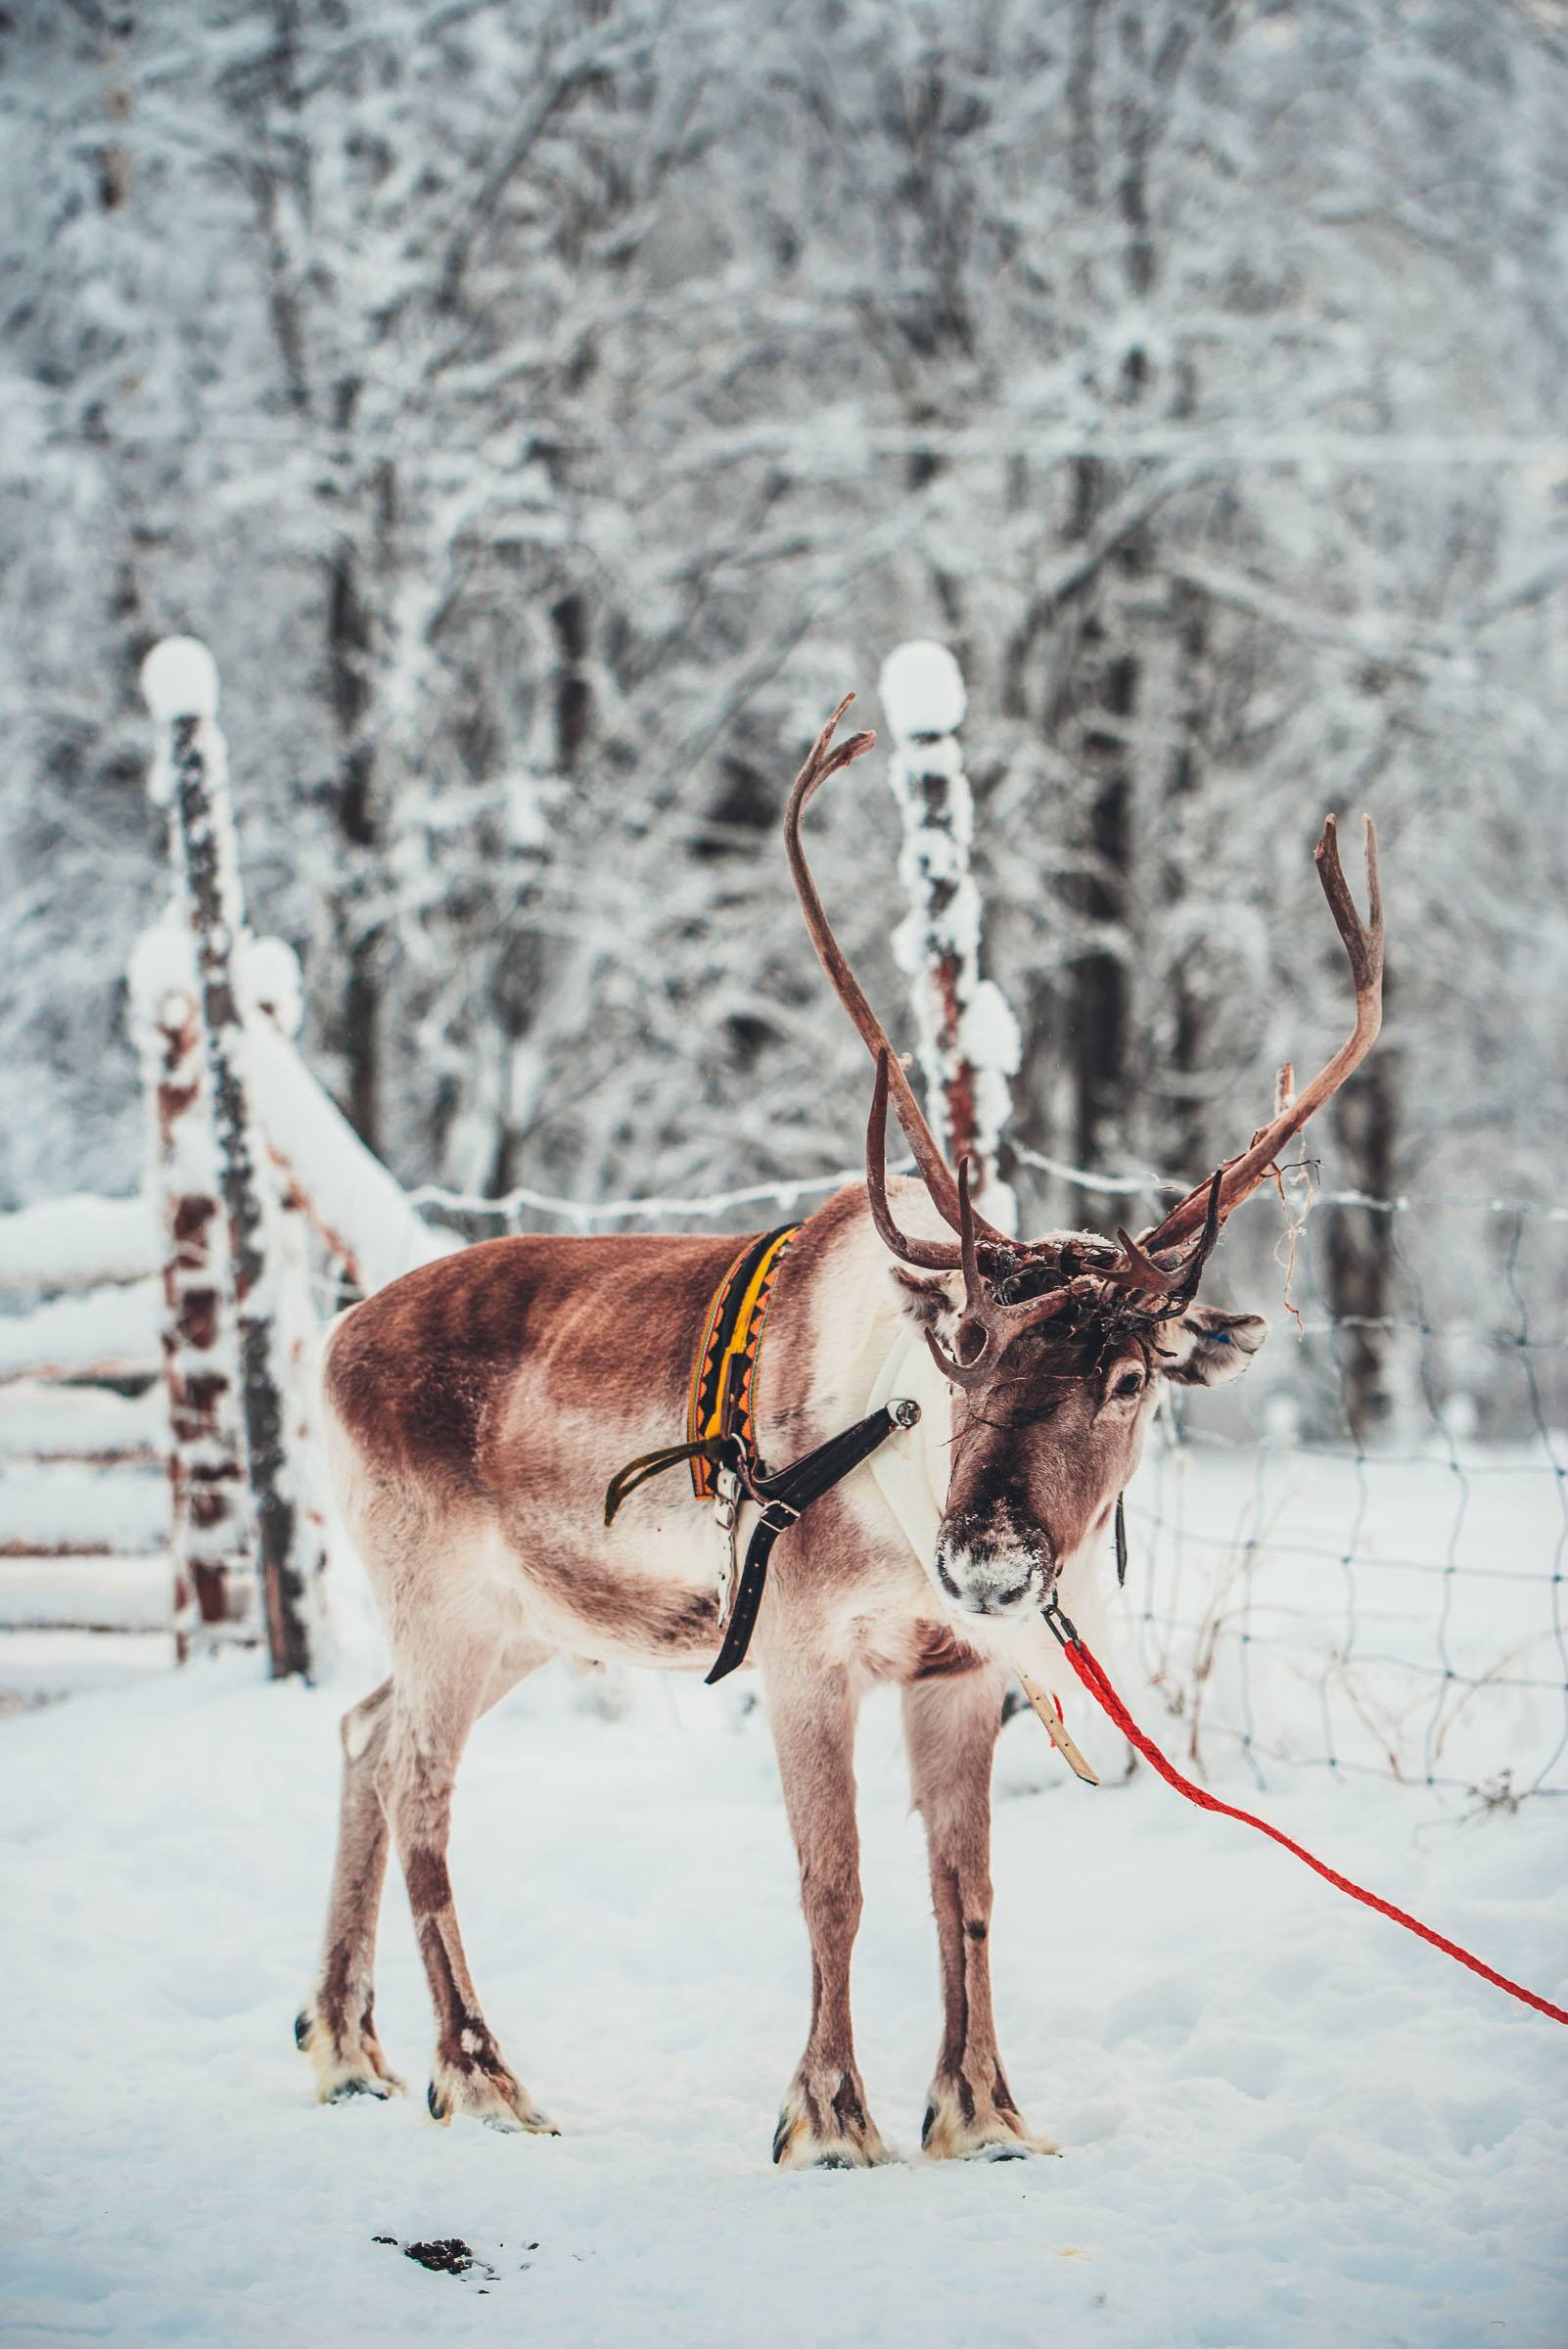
[4,1584,1566,2348]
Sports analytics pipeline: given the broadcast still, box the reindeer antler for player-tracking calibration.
[1139,815,1383,1256]
[787,700,1386,1394]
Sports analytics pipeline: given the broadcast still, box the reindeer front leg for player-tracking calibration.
[902,1668,1058,2160]
[764,1652,891,2169]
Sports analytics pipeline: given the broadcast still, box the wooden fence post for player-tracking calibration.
[141,637,326,1680]
[127,917,254,1657]
[879,641,1021,1233]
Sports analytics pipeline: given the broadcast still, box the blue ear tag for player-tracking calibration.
[1210,1331,1231,1345]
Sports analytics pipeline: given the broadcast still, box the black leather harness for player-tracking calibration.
[699,1397,920,1682]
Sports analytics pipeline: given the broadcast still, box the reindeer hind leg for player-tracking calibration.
[381,1633,558,2136]
[297,1678,404,2102]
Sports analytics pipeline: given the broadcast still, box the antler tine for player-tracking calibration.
[1166,1168,1223,1309]
[955,1156,987,1316]
[989,1284,1080,1342]
[783,696,1013,1253]
[927,1165,998,1385]
[1103,1225,1176,1298]
[1139,813,1384,1258]
[865,1049,963,1272]
[923,1325,996,1389]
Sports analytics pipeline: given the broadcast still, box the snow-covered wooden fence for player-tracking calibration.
[0,1195,172,1665]
[0,641,454,1691]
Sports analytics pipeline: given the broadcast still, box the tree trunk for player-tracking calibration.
[1324,1042,1398,1442]
[327,539,382,1155]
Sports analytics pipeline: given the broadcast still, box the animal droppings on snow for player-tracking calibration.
[879,640,966,740]
[398,2237,491,2279]
[141,635,220,721]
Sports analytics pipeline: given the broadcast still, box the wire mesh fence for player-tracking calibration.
[1012,1142,1568,1803]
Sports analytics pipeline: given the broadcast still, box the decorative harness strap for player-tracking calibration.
[686,1224,799,1498]
[603,1225,919,1683]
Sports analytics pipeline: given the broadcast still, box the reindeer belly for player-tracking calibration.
[490,1487,728,1670]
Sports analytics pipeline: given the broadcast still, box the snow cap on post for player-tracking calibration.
[244,937,304,1038]
[142,636,220,723]
[879,640,966,742]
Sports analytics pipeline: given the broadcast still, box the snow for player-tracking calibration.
[125,913,192,1008]
[0,1626,175,1698]
[140,634,220,723]
[0,1192,159,1292]
[959,979,1024,1082]
[0,1378,165,1460]
[0,1458,168,1554]
[0,1549,170,1631]
[0,1277,160,1381]
[2,1631,1564,2348]
[248,1014,458,1292]
[880,640,967,739]
[245,934,305,1037]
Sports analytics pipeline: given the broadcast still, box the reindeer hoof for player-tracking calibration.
[920,2075,1059,2162]
[426,2059,558,2137]
[296,2004,405,2105]
[772,2067,892,2171]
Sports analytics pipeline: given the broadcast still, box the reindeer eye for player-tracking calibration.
[1112,1369,1144,1402]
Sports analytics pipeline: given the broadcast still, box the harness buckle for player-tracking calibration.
[889,1396,922,1430]
[1042,1596,1081,1648]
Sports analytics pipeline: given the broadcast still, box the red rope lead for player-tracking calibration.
[1054,1619,1568,2029]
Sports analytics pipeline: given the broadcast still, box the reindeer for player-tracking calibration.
[298,698,1383,2167]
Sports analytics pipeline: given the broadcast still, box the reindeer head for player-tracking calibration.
[784,696,1384,1621]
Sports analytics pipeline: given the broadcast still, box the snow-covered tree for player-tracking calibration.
[2,0,1564,1433]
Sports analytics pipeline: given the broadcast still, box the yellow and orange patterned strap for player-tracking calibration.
[685,1223,800,1498]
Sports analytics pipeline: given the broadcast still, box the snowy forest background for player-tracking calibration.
[3,0,1566,1438]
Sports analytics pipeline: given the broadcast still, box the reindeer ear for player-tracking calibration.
[1159,1307,1268,1387]
[891,1266,954,1327]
